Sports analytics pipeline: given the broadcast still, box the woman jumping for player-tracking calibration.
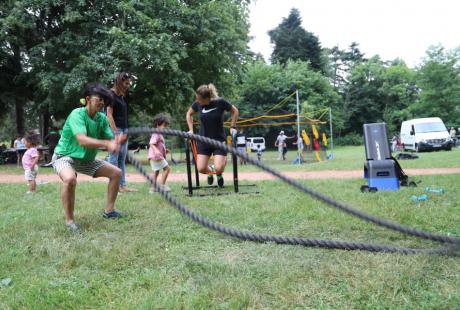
[186,84,238,188]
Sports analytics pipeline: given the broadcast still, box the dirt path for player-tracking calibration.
[1,168,459,184]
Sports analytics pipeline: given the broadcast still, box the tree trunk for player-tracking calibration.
[15,99,25,135]
[43,109,50,142]
[12,44,25,135]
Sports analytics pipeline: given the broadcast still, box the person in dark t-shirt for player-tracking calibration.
[106,72,138,193]
[186,84,238,188]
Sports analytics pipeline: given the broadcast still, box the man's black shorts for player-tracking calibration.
[197,140,228,156]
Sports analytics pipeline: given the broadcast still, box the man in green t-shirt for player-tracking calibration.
[53,83,125,232]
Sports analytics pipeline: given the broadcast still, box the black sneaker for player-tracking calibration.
[102,210,123,219]
[207,165,215,185]
[217,174,224,188]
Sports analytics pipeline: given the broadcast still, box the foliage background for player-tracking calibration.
[1,3,460,144]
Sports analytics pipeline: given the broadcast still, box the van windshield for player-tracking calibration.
[253,139,264,143]
[414,122,447,133]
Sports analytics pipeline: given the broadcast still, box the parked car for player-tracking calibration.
[400,117,452,152]
[246,137,266,152]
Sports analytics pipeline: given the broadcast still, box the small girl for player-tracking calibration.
[22,135,39,194]
[148,113,171,193]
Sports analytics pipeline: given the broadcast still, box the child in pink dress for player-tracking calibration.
[148,113,171,193]
[22,135,39,194]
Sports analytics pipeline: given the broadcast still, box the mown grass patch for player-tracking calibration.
[0,173,459,308]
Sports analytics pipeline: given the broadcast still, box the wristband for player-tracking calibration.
[230,125,237,129]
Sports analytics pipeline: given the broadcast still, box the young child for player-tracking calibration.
[148,113,171,193]
[22,135,39,194]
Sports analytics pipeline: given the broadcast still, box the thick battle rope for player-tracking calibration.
[127,127,460,255]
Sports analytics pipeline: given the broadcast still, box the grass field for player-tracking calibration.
[0,147,459,308]
[1,145,459,175]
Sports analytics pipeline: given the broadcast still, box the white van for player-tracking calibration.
[400,117,452,152]
[246,137,266,152]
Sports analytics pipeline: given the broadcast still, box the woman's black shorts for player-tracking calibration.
[196,140,228,156]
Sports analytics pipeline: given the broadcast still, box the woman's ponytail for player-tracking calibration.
[196,83,219,100]
[207,83,218,99]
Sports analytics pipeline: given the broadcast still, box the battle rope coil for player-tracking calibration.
[127,127,460,255]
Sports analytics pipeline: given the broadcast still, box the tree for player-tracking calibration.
[0,0,251,137]
[342,56,418,135]
[0,0,37,134]
[325,46,346,89]
[238,59,339,143]
[380,59,418,133]
[343,56,386,134]
[325,43,365,92]
[268,8,323,71]
[412,45,460,126]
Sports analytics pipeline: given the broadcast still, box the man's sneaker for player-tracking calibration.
[102,210,123,219]
[66,222,81,233]
[217,174,224,188]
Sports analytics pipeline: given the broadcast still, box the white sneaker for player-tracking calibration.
[66,222,81,233]
[160,184,171,192]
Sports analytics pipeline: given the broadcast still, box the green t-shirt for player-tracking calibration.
[54,107,114,161]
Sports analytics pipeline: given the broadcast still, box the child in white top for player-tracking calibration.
[22,135,39,194]
[148,113,171,193]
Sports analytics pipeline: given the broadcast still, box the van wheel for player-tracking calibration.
[445,146,452,151]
